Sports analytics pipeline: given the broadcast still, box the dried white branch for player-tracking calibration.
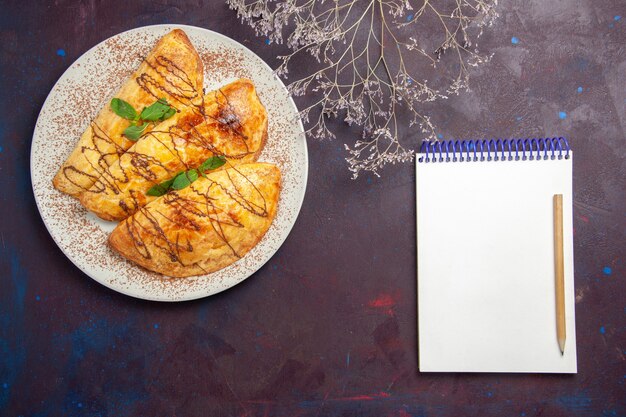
[228,0,499,178]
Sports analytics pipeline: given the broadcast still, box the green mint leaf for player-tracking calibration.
[140,98,173,121]
[110,98,137,120]
[199,155,226,173]
[146,177,176,197]
[144,156,222,196]
[162,107,176,120]
[146,184,169,197]
[123,122,149,140]
[145,171,183,196]
[171,169,199,190]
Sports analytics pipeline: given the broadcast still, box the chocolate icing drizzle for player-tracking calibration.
[83,81,263,219]
[123,164,270,272]
[62,52,203,190]
[137,56,199,110]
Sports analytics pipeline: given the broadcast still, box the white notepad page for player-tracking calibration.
[416,153,577,373]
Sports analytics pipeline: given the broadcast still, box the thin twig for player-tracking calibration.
[228,0,498,178]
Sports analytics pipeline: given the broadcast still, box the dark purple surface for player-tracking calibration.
[1,1,625,416]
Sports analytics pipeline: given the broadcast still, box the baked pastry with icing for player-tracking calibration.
[109,163,281,278]
[79,78,267,221]
[53,29,204,197]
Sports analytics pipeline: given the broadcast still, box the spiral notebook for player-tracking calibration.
[416,138,577,373]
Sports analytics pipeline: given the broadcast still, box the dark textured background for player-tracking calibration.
[1,1,625,416]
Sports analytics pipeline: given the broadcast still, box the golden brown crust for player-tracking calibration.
[108,163,281,278]
[79,79,268,221]
[53,29,204,197]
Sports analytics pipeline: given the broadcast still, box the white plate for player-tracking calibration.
[31,24,308,302]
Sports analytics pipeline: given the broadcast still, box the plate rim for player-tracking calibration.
[30,23,309,302]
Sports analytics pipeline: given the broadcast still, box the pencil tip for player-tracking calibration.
[559,339,565,355]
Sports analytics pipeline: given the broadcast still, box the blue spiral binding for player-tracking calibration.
[418,138,570,163]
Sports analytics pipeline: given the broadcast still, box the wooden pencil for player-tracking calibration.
[553,194,566,355]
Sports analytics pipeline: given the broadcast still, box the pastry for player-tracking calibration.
[109,163,281,278]
[79,79,267,221]
[53,29,204,197]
